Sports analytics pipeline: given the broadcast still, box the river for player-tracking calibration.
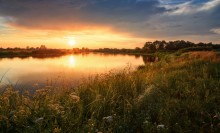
[0,53,152,89]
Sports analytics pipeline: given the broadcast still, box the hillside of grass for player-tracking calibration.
[0,51,220,132]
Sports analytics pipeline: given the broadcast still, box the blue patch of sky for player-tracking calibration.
[159,0,209,5]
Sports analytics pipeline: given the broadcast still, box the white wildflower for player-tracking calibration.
[32,83,39,87]
[96,94,102,100]
[69,93,80,102]
[49,103,64,114]
[35,117,44,123]
[103,116,113,123]
[143,120,149,124]
[157,124,165,128]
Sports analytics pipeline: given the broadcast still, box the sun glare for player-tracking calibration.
[68,39,76,46]
[69,56,76,67]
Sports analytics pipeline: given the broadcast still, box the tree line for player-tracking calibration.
[94,40,220,53]
[142,40,220,52]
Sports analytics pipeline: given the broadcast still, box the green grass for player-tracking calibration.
[0,51,220,132]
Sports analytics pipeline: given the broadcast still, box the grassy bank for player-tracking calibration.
[0,49,74,59]
[0,51,220,132]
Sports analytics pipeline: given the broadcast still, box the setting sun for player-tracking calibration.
[68,39,76,46]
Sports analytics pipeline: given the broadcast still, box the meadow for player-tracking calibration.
[0,51,220,132]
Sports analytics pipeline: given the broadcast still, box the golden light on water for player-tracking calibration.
[69,55,76,67]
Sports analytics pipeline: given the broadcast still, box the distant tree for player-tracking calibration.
[154,40,166,50]
[40,45,47,50]
[164,41,176,50]
[143,42,156,52]
[135,47,141,52]
[135,47,141,50]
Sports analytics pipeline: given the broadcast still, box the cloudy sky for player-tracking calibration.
[0,0,219,48]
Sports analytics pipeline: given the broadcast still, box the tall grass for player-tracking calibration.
[0,51,220,132]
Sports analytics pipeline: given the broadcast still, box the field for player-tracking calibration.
[0,51,220,132]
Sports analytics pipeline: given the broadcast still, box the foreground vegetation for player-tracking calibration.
[0,51,220,132]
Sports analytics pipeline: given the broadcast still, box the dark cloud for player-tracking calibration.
[0,0,166,30]
[0,0,219,43]
[158,0,220,36]
[127,0,220,42]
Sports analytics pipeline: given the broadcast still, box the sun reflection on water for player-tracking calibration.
[69,55,76,67]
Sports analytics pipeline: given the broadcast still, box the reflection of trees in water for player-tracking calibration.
[134,55,141,59]
[142,55,159,64]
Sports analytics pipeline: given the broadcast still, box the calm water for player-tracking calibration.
[0,53,146,88]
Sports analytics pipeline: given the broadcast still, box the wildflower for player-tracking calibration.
[96,94,103,100]
[88,119,92,122]
[103,116,113,123]
[0,116,8,121]
[157,124,165,128]
[49,103,65,114]
[69,93,80,102]
[61,111,65,115]
[213,113,220,120]
[17,109,26,115]
[36,87,51,96]
[32,83,39,87]
[35,117,44,123]
[143,120,149,124]
[53,127,61,133]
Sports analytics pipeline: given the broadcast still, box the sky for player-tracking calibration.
[0,0,220,49]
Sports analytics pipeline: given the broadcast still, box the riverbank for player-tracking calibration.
[0,49,76,58]
[1,40,220,59]
[0,51,220,132]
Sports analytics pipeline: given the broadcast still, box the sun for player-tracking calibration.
[68,39,76,46]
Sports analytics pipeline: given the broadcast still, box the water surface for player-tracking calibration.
[0,53,146,88]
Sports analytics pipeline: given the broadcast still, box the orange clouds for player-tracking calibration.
[0,21,149,49]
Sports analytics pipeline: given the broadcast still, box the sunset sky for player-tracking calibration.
[0,0,220,49]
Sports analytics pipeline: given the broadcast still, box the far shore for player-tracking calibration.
[1,40,220,58]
